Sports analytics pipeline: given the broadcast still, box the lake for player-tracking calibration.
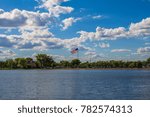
[0,70,150,100]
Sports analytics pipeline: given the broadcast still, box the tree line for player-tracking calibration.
[0,54,150,69]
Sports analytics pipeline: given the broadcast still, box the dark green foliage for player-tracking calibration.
[0,55,150,69]
[36,54,55,68]
[71,59,81,68]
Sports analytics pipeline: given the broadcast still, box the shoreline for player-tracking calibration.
[0,68,150,70]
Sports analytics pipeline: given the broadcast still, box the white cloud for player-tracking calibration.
[85,51,96,56]
[19,28,54,39]
[0,9,51,28]
[36,0,74,17]
[111,49,131,53]
[0,49,16,56]
[84,51,104,61]
[49,54,65,61]
[0,0,74,30]
[137,47,150,54]
[99,42,110,48]
[129,17,150,37]
[77,17,150,42]
[0,34,18,48]
[78,27,127,41]
[92,15,102,19]
[61,17,81,30]
[1,4,150,59]
[13,16,150,51]
[78,45,92,51]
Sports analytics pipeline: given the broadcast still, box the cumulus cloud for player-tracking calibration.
[1,1,150,60]
[78,27,127,41]
[84,51,104,61]
[50,54,65,61]
[99,42,110,48]
[77,17,150,41]
[0,9,51,28]
[16,37,64,51]
[61,17,81,30]
[111,49,131,53]
[78,45,92,51]
[14,27,65,50]
[0,0,74,29]
[36,0,74,17]
[0,49,16,56]
[19,28,54,39]
[137,47,150,54]
[129,17,150,37]
[0,34,17,48]
[85,51,96,56]
[15,16,150,51]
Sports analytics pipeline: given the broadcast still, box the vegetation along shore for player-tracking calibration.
[0,54,150,69]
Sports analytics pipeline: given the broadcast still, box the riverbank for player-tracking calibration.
[0,68,150,70]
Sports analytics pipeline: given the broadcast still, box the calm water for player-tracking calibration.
[0,70,150,100]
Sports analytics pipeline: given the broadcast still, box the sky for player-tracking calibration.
[0,0,150,61]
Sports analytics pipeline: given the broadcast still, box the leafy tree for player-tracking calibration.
[5,59,15,69]
[15,58,27,68]
[136,61,143,68]
[36,54,54,68]
[147,58,150,63]
[26,58,36,68]
[146,58,150,68]
[128,62,136,68]
[0,61,6,69]
[0,54,150,69]
[60,60,70,68]
[71,59,81,68]
[79,62,89,68]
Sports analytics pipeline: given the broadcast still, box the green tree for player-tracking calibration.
[146,58,150,68]
[26,58,36,68]
[128,62,136,68]
[0,61,6,69]
[5,59,14,69]
[36,54,55,68]
[71,59,81,68]
[60,60,70,68]
[147,58,150,63]
[15,58,27,68]
[136,61,143,68]
[79,62,89,68]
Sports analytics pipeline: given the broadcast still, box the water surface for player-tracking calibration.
[0,70,150,100]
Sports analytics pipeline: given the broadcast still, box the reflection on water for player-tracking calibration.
[0,70,150,100]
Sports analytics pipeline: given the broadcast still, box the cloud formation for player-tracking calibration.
[77,17,150,41]
[1,17,150,53]
[0,35,17,48]
[36,0,74,17]
[0,0,150,61]
[61,17,81,30]
[78,27,127,41]
[0,9,51,28]
[111,49,131,53]
[99,43,110,48]
[129,17,150,37]
[137,47,150,54]
[0,49,16,57]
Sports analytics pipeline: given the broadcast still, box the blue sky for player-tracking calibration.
[0,0,150,61]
